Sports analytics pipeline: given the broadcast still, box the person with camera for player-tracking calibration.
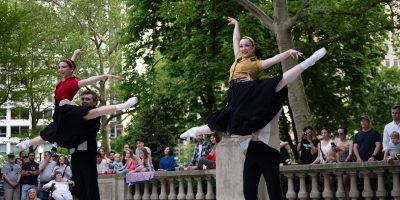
[297,126,319,164]
[311,128,337,164]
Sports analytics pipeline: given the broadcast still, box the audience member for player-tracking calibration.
[38,151,57,200]
[353,115,381,162]
[135,139,151,157]
[383,105,400,157]
[42,171,74,200]
[135,148,154,172]
[2,153,21,200]
[312,128,337,164]
[52,155,72,180]
[384,131,400,162]
[122,144,131,165]
[50,147,57,155]
[27,188,39,200]
[335,127,353,162]
[20,152,40,200]
[158,146,177,171]
[98,147,108,165]
[189,134,212,166]
[279,141,294,165]
[195,133,220,170]
[96,153,107,174]
[15,158,24,167]
[297,126,318,164]
[117,150,137,174]
[112,153,124,173]
[19,151,29,164]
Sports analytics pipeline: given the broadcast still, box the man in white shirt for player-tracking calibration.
[383,105,400,153]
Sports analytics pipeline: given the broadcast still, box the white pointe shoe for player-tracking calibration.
[16,140,30,150]
[180,127,198,139]
[304,48,327,66]
[126,97,138,108]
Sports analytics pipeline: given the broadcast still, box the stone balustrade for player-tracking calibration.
[98,170,216,200]
[281,160,400,200]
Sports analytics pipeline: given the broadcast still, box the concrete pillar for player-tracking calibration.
[216,135,245,200]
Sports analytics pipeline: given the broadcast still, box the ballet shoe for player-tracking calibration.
[16,140,30,150]
[180,127,198,139]
[301,48,327,68]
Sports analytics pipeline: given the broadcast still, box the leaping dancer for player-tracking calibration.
[180,17,326,200]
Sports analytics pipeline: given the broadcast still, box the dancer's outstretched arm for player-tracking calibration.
[260,49,302,70]
[228,17,240,56]
[59,97,138,120]
[78,74,121,88]
[70,49,83,62]
[275,48,326,92]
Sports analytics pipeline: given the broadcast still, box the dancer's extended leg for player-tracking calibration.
[16,136,45,150]
[275,48,326,92]
[84,97,137,120]
[180,124,213,139]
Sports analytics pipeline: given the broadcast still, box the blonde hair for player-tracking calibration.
[390,131,399,139]
[242,36,255,47]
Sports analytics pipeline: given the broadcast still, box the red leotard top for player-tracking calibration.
[54,77,79,101]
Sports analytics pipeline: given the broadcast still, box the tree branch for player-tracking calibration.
[296,24,400,50]
[104,107,137,125]
[288,0,309,28]
[235,0,274,31]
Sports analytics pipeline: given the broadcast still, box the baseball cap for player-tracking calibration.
[7,153,15,158]
[360,115,370,121]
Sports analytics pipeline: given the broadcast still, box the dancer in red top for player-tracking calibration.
[17,49,122,149]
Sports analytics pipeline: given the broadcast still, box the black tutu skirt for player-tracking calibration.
[206,76,288,136]
[40,103,98,148]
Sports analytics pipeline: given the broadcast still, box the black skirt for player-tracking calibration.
[206,76,288,136]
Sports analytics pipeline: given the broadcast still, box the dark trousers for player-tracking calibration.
[243,141,283,200]
[71,150,100,200]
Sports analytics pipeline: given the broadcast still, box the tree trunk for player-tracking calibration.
[274,28,314,140]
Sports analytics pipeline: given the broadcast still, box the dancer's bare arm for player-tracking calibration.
[228,17,240,56]
[260,49,302,70]
[78,74,121,88]
[70,49,83,62]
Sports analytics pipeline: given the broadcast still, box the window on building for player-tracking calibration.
[111,125,123,138]
[384,59,390,66]
[11,107,29,120]
[0,144,6,154]
[394,59,399,67]
[11,126,29,137]
[0,126,6,137]
[0,108,6,120]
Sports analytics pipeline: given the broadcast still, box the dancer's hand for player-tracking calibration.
[106,74,122,81]
[74,49,83,56]
[287,49,302,59]
[59,99,74,106]
[227,17,239,26]
[239,73,253,82]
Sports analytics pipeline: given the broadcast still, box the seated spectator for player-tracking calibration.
[297,126,319,164]
[52,155,72,180]
[117,150,137,174]
[96,153,107,174]
[42,171,74,200]
[27,188,39,200]
[193,133,220,170]
[135,139,151,157]
[312,128,337,164]
[280,141,295,165]
[189,134,212,167]
[334,127,353,162]
[135,148,154,172]
[158,146,177,171]
[111,153,124,173]
[384,131,400,162]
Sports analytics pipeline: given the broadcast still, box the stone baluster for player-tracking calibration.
[134,184,142,200]
[348,171,360,200]
[177,177,186,200]
[361,171,373,200]
[185,177,195,200]
[391,169,400,200]
[159,178,168,200]
[335,171,346,200]
[142,182,151,200]
[309,173,320,200]
[375,170,387,200]
[322,172,334,200]
[298,173,308,200]
[285,174,296,200]
[125,184,134,200]
[195,177,205,199]
[151,181,159,200]
[168,178,177,200]
[205,175,215,199]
